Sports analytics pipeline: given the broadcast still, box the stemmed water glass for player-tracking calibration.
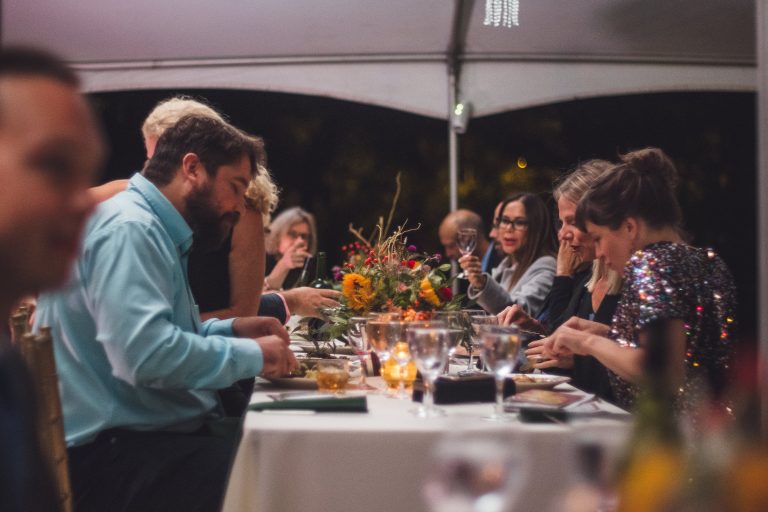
[480,325,522,421]
[423,434,527,512]
[455,228,477,279]
[460,312,498,374]
[432,311,465,373]
[407,327,460,417]
[346,316,374,390]
[570,422,630,512]
[364,320,404,367]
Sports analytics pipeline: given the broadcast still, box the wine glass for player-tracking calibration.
[455,228,478,279]
[423,435,527,512]
[387,320,446,400]
[346,316,374,390]
[460,312,498,374]
[570,422,630,512]
[365,320,406,394]
[407,328,459,417]
[433,311,465,373]
[480,325,521,421]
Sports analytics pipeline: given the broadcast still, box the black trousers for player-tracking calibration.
[67,423,240,512]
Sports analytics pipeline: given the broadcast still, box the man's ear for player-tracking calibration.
[180,153,204,184]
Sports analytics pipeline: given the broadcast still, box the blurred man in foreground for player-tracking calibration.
[0,46,104,512]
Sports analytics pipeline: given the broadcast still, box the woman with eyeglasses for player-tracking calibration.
[529,148,737,412]
[459,193,556,316]
[264,206,317,291]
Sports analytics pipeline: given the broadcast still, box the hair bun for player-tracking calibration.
[620,147,679,189]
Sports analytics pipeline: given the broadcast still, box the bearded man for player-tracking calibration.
[34,114,297,512]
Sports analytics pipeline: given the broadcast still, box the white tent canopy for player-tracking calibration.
[1,0,756,119]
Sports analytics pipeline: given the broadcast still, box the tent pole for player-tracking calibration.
[757,0,768,436]
[448,64,460,290]
[448,69,458,214]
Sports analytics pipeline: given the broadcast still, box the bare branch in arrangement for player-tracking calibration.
[348,172,408,250]
[382,172,402,240]
[347,223,370,247]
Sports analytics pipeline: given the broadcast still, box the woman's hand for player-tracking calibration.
[458,254,486,289]
[525,338,574,369]
[556,238,582,277]
[278,238,310,270]
[561,316,610,336]
[497,304,546,334]
[536,325,595,360]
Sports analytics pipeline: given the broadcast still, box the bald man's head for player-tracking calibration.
[438,209,488,260]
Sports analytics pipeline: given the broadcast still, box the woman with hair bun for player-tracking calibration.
[532,147,737,411]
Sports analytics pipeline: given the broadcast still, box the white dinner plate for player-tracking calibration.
[507,373,570,392]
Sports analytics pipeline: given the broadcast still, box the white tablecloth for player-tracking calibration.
[222,378,630,512]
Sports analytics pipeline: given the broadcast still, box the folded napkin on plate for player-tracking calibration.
[412,374,516,404]
[249,395,368,413]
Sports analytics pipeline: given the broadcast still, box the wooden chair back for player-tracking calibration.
[18,326,73,512]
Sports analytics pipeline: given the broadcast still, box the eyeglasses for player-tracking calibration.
[286,230,311,242]
[495,216,529,231]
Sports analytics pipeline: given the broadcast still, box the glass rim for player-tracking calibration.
[406,327,462,335]
[479,324,521,334]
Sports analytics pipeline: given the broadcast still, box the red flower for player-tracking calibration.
[407,260,417,269]
[439,287,453,301]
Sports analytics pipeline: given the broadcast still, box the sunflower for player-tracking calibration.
[342,273,374,311]
[419,277,441,307]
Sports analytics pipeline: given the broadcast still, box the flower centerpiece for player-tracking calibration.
[311,175,462,342]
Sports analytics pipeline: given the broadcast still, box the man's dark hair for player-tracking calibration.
[143,115,258,186]
[0,46,79,87]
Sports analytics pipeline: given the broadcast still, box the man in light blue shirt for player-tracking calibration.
[35,114,297,512]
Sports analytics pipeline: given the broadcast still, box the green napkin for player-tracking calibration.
[249,395,368,413]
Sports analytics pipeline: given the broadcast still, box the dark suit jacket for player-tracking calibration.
[0,342,60,512]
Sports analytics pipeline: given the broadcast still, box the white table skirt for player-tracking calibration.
[222,378,630,512]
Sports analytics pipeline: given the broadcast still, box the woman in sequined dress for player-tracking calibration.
[531,147,737,410]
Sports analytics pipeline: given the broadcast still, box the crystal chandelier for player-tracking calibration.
[483,0,519,28]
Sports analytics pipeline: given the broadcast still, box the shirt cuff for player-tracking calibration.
[201,317,236,337]
[276,292,291,323]
[227,336,265,376]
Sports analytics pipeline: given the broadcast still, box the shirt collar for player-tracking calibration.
[128,173,194,254]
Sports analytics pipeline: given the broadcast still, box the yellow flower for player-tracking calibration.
[419,277,441,307]
[342,273,374,311]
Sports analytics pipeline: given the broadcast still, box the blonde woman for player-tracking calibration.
[499,160,622,400]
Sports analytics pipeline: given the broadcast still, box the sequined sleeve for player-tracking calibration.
[625,248,689,329]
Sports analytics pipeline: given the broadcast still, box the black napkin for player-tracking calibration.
[412,374,516,404]
[249,395,368,413]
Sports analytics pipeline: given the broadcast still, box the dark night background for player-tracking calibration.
[89,90,757,343]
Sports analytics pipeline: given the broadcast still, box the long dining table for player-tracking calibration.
[221,373,631,512]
